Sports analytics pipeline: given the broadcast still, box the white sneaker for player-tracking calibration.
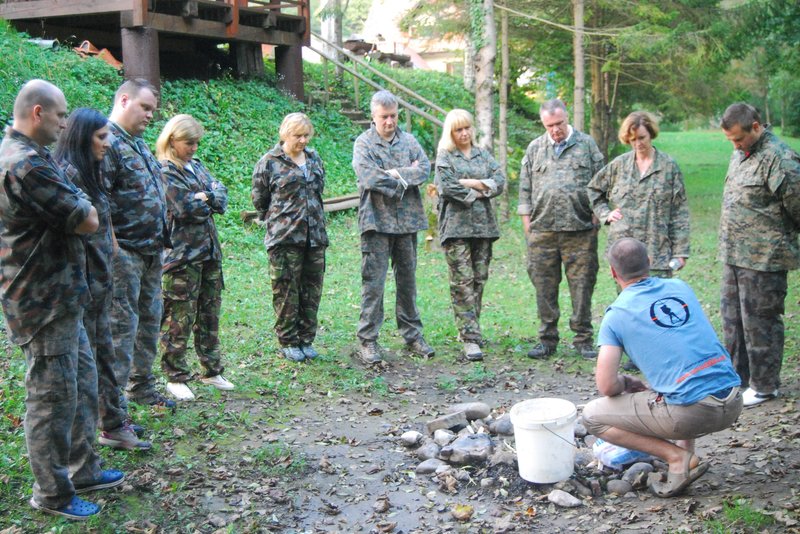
[200,374,235,391]
[742,387,778,407]
[166,382,195,401]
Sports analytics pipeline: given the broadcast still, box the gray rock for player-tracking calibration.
[480,477,495,488]
[448,402,491,421]
[455,469,471,482]
[547,489,582,508]
[488,413,514,436]
[433,429,456,447]
[489,449,516,467]
[416,441,441,461]
[572,479,593,497]
[426,411,468,434]
[622,462,654,489]
[574,422,587,438]
[400,430,424,447]
[440,433,494,465]
[574,451,594,468]
[606,479,633,495]
[589,479,602,496]
[416,458,447,474]
[435,464,453,475]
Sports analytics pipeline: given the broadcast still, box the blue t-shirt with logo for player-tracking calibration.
[598,277,740,405]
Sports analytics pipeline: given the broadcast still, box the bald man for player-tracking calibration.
[0,80,124,520]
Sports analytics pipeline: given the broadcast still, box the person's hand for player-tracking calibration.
[410,160,419,168]
[459,178,487,191]
[670,257,687,271]
[606,208,623,223]
[194,192,209,202]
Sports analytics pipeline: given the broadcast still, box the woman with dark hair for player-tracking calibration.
[55,108,150,450]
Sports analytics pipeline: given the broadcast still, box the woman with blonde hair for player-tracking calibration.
[434,109,505,361]
[588,111,690,278]
[156,114,233,400]
[251,112,328,362]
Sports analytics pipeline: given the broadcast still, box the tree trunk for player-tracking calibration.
[473,0,496,150]
[498,3,510,222]
[589,38,612,158]
[573,0,585,131]
[463,39,476,92]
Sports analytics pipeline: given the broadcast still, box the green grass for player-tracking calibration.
[704,496,776,533]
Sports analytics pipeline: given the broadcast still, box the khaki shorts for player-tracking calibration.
[582,387,742,440]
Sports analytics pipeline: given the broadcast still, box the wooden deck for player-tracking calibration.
[1,0,309,97]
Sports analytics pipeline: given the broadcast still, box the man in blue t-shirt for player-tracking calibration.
[583,238,742,497]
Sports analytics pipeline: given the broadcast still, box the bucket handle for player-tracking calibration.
[542,424,579,449]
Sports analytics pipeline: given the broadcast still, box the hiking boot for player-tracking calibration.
[574,344,598,359]
[527,343,556,360]
[74,469,126,494]
[406,337,435,358]
[280,346,305,362]
[98,424,152,450]
[300,344,319,360]
[30,496,100,521]
[166,381,195,401]
[742,387,778,407]
[200,374,235,390]
[463,342,483,361]
[358,341,383,364]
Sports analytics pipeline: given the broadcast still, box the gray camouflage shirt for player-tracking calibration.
[718,129,800,271]
[353,125,431,235]
[435,146,505,244]
[588,148,690,270]
[517,130,604,231]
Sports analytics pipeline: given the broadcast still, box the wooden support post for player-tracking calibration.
[121,26,160,92]
[232,42,264,78]
[323,58,330,104]
[275,44,304,101]
[353,63,360,110]
[405,106,412,132]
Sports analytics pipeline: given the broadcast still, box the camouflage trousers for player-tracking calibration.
[111,248,163,403]
[22,312,102,509]
[526,229,598,346]
[443,238,493,343]
[358,231,423,344]
[84,290,126,431]
[160,259,224,381]
[269,245,326,347]
[721,264,787,392]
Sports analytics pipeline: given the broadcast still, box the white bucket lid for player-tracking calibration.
[509,398,577,430]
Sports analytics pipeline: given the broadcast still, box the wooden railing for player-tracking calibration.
[307,31,445,141]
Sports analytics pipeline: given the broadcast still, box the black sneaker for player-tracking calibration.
[527,343,556,360]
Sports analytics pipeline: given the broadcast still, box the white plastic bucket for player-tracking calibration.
[510,398,577,483]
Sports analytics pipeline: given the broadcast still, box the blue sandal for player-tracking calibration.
[29,495,100,520]
[74,469,126,494]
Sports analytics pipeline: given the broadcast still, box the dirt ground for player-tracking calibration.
[121,344,800,534]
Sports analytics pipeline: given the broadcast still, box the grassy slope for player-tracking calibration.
[1,21,799,531]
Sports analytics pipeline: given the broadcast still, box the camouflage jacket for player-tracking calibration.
[103,122,169,255]
[434,146,505,244]
[588,148,690,270]
[251,144,328,250]
[517,130,604,232]
[161,159,227,272]
[718,129,800,271]
[62,161,114,300]
[0,128,92,345]
[353,125,431,235]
